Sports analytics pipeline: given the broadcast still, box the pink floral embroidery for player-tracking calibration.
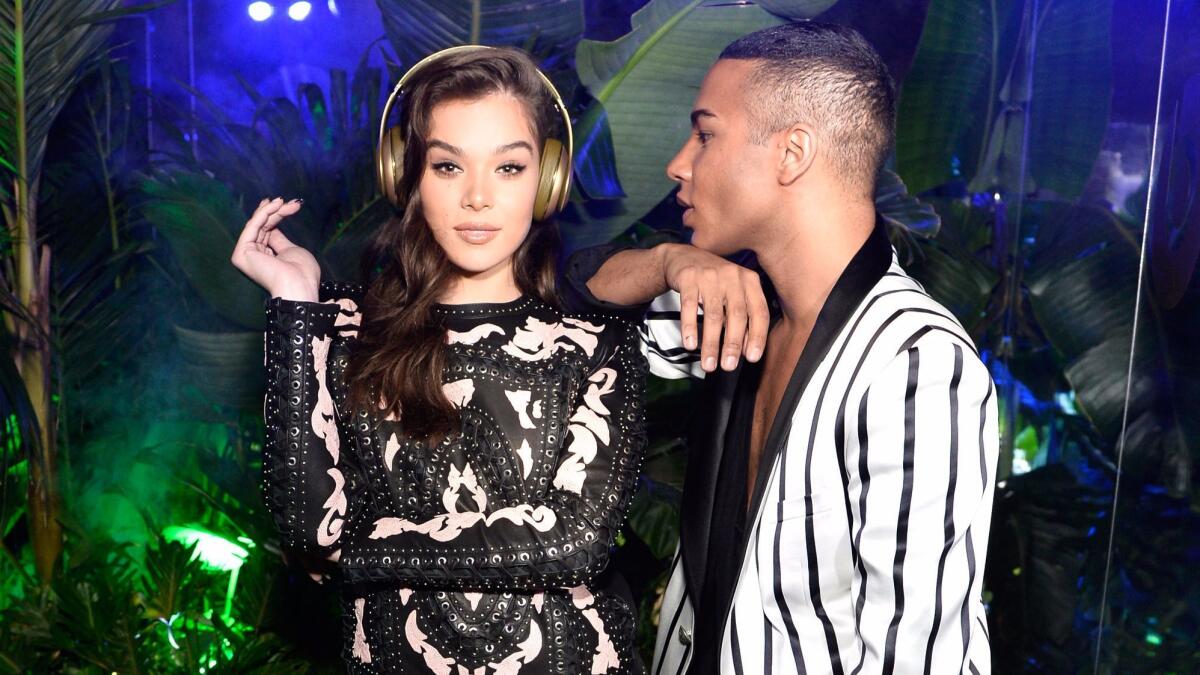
[501,317,602,362]
[405,611,455,675]
[384,432,401,471]
[463,591,483,611]
[490,621,543,675]
[370,462,557,541]
[448,323,504,346]
[505,390,536,429]
[445,463,488,513]
[331,298,361,336]
[352,597,372,663]
[443,379,476,408]
[515,439,534,480]
[317,468,347,547]
[553,367,617,495]
[569,585,620,673]
[369,504,557,542]
[310,335,347,546]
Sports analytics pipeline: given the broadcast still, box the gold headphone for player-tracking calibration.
[375,45,574,221]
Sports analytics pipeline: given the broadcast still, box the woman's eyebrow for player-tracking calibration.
[494,140,534,154]
[428,139,462,155]
[427,139,533,155]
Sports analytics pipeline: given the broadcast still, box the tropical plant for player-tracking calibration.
[0,0,171,583]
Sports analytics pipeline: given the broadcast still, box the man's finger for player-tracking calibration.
[743,272,769,362]
[679,282,700,352]
[721,287,748,371]
[699,284,725,373]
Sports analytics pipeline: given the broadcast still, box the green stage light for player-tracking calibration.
[163,525,249,572]
[163,525,253,620]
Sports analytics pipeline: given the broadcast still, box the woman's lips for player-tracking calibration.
[454,225,500,245]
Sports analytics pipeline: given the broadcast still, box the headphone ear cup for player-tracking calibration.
[534,137,570,221]
[376,125,406,208]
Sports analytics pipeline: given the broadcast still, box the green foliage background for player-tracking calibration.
[0,0,1196,672]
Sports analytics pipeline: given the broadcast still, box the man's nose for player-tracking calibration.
[666,142,692,184]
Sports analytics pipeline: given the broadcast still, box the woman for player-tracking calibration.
[230,46,647,674]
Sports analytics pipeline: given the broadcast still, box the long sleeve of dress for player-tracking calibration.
[342,316,649,592]
[261,281,365,558]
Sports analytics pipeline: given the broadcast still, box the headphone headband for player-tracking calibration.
[375,45,574,218]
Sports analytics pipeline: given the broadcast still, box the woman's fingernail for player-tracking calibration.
[685,335,697,349]
[748,346,762,361]
[703,356,717,371]
[723,356,737,370]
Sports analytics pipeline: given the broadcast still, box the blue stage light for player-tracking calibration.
[248,2,274,22]
[288,1,312,21]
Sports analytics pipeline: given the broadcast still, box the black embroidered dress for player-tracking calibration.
[261,281,647,674]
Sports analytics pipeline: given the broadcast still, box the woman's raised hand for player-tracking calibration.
[231,197,320,302]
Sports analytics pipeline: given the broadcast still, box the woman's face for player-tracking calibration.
[419,92,540,281]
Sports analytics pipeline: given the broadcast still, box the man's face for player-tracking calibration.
[667,59,776,256]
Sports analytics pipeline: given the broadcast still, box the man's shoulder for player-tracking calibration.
[853,261,979,358]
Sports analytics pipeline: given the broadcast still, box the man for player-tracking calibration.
[566,22,999,674]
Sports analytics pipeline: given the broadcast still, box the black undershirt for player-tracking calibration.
[689,359,761,674]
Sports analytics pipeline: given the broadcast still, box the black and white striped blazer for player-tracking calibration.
[635,224,999,675]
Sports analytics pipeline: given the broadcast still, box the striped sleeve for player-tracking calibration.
[845,332,997,674]
[640,291,706,380]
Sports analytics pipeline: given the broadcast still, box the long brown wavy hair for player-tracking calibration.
[344,47,563,442]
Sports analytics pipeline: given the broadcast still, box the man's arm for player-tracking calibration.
[845,333,998,673]
[566,241,769,373]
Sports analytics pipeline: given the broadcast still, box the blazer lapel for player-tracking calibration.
[678,365,742,600]
[736,219,894,570]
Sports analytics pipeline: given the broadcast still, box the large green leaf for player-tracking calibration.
[896,0,1111,199]
[375,0,585,68]
[0,1,153,189]
[141,172,267,331]
[172,326,265,412]
[1021,0,1111,198]
[570,0,783,248]
[895,0,1003,195]
[1026,203,1194,493]
[756,0,841,20]
[875,168,941,238]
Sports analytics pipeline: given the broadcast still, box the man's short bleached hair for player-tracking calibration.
[719,22,896,197]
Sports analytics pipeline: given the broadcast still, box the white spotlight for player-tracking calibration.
[327,0,340,17]
[247,2,274,22]
[288,1,312,20]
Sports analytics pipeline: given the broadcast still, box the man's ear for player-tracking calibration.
[778,124,816,186]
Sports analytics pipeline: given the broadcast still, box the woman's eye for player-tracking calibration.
[695,131,712,145]
[432,162,460,176]
[498,163,526,176]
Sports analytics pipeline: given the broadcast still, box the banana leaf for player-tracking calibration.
[142,172,267,331]
[569,0,783,249]
[755,0,841,20]
[876,168,941,238]
[375,0,584,68]
[1026,202,1195,494]
[172,325,265,412]
[896,0,1111,199]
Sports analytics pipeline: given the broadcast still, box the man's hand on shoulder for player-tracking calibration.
[659,244,768,372]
